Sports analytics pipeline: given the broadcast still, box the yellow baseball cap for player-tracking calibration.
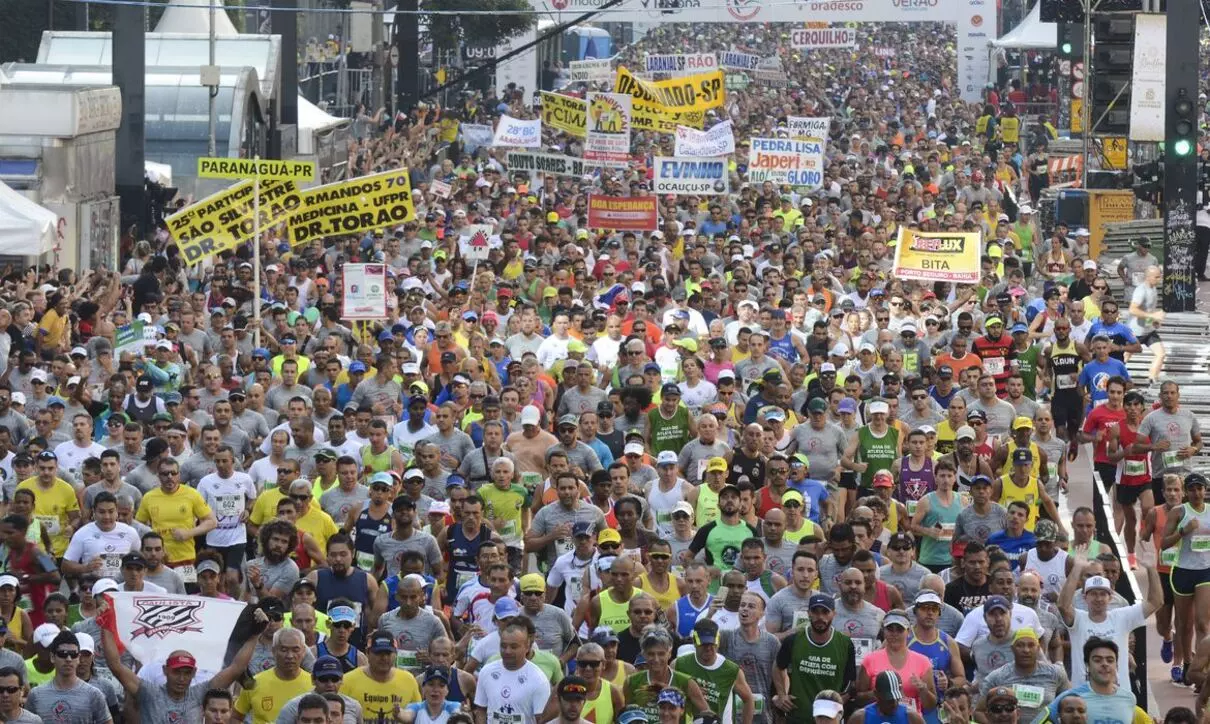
[782,490,805,505]
[706,457,728,473]
[1012,627,1039,643]
[1012,416,1034,430]
[520,573,546,593]
[546,211,560,223]
[598,529,622,545]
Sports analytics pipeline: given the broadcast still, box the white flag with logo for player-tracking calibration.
[100,592,250,677]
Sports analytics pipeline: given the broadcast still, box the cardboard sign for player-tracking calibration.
[540,92,588,138]
[747,138,824,187]
[492,115,542,147]
[675,119,735,157]
[585,93,633,167]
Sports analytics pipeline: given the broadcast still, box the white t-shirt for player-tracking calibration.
[247,457,280,492]
[62,522,141,580]
[54,440,108,479]
[197,471,258,546]
[473,659,551,724]
[1069,602,1145,686]
[954,602,1044,647]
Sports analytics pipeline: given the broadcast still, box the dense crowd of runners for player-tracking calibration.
[0,14,1208,724]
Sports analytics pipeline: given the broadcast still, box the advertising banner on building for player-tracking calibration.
[1129,13,1166,142]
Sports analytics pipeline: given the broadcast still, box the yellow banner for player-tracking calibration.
[1101,137,1128,170]
[540,92,587,138]
[892,228,982,284]
[614,66,725,112]
[168,180,301,265]
[613,67,707,133]
[1088,189,1135,259]
[197,157,316,181]
[286,168,416,246]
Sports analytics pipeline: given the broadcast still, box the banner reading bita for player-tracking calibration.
[892,228,981,283]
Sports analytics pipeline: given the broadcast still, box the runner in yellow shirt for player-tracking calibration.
[341,631,422,721]
[234,628,314,724]
[16,451,82,557]
[286,479,340,551]
[135,458,217,565]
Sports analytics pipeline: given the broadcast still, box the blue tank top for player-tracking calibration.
[315,640,360,673]
[909,632,953,724]
[383,573,437,612]
[863,703,910,724]
[316,568,370,642]
[674,594,714,640]
[768,333,798,363]
[447,523,493,601]
[447,666,466,703]
[353,502,392,564]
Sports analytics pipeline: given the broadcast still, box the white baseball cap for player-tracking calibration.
[868,401,890,415]
[33,623,60,649]
[656,451,678,467]
[520,405,541,426]
[624,442,645,456]
[1083,576,1113,593]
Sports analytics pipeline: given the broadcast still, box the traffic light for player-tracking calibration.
[1171,88,1197,158]
[1132,158,1162,204]
[1090,16,1134,135]
[1057,22,1083,58]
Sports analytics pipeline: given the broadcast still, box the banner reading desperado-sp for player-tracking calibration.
[169,179,301,264]
[286,169,416,245]
[892,228,982,284]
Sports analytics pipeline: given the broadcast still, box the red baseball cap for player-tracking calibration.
[166,654,197,670]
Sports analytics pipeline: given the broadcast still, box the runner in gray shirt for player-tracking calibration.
[969,386,1017,438]
[788,403,847,480]
[954,488,1007,545]
[373,522,443,579]
[1136,384,1201,480]
[720,596,781,724]
[978,648,1069,722]
[526,489,608,568]
[243,547,302,600]
[377,578,448,675]
[276,691,361,724]
[677,417,731,485]
[879,556,931,602]
[517,586,577,656]
[319,480,369,524]
[26,679,109,724]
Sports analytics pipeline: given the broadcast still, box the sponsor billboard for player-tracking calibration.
[653,157,730,195]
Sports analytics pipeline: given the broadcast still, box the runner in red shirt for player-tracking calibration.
[1079,375,1128,495]
[1105,389,1152,565]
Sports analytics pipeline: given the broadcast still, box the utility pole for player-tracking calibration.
[1162,0,1200,310]
[394,0,419,112]
[272,0,299,157]
[113,2,146,236]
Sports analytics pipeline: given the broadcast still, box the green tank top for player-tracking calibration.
[1014,223,1035,260]
[24,658,53,686]
[675,653,740,720]
[648,405,691,455]
[696,485,719,527]
[858,425,899,487]
[584,680,615,724]
[787,630,852,721]
[599,587,639,633]
[705,519,754,572]
[361,444,394,473]
[1014,345,1040,399]
[919,491,962,566]
[624,670,695,723]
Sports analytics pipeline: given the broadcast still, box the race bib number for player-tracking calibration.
[735,693,765,715]
[100,554,122,580]
[939,523,955,540]
[456,570,476,590]
[1162,450,1182,470]
[1192,535,1210,553]
[501,519,520,539]
[1124,459,1147,477]
[1046,462,1059,480]
[397,442,415,461]
[984,357,1006,376]
[175,564,198,584]
[395,649,420,671]
[215,494,244,527]
[356,550,375,571]
[791,609,811,631]
[1132,272,1145,286]
[566,573,584,605]
[1161,547,1180,566]
[35,515,59,536]
[554,538,575,557]
[906,500,918,516]
[697,459,709,482]
[1056,373,1077,390]
[490,712,523,724]
[959,492,972,508]
[853,637,876,664]
[1013,684,1045,709]
[520,472,543,495]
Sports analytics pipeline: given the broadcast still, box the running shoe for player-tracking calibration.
[1172,665,1184,684]
[1161,638,1173,664]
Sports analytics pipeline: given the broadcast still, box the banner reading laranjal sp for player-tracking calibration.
[892,228,982,284]
[286,169,416,246]
[168,179,301,265]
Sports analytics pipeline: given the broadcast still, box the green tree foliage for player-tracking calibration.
[423,0,534,51]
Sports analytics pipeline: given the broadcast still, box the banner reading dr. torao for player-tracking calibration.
[892,228,982,284]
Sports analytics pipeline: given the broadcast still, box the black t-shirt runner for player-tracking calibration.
[944,577,991,614]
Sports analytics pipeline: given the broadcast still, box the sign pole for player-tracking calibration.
[253,158,262,349]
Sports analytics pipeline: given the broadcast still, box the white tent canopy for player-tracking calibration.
[992,3,1057,48]
[298,96,350,155]
[154,0,239,36]
[0,181,57,257]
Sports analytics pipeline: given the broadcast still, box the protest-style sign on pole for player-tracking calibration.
[340,264,389,321]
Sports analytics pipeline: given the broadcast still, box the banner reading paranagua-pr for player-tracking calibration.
[286,168,415,245]
[892,228,982,284]
[168,180,301,264]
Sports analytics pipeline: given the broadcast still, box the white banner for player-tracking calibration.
[747,138,824,188]
[1129,14,1166,142]
[644,53,719,75]
[718,49,762,71]
[653,157,730,195]
[461,123,494,154]
[492,115,542,147]
[506,151,588,178]
[569,58,613,83]
[458,224,501,261]
[531,0,958,23]
[675,120,736,157]
[342,263,388,320]
[790,27,857,48]
[786,116,831,142]
[430,179,452,198]
[585,93,633,167]
[495,27,537,103]
[957,0,996,103]
[101,593,246,675]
